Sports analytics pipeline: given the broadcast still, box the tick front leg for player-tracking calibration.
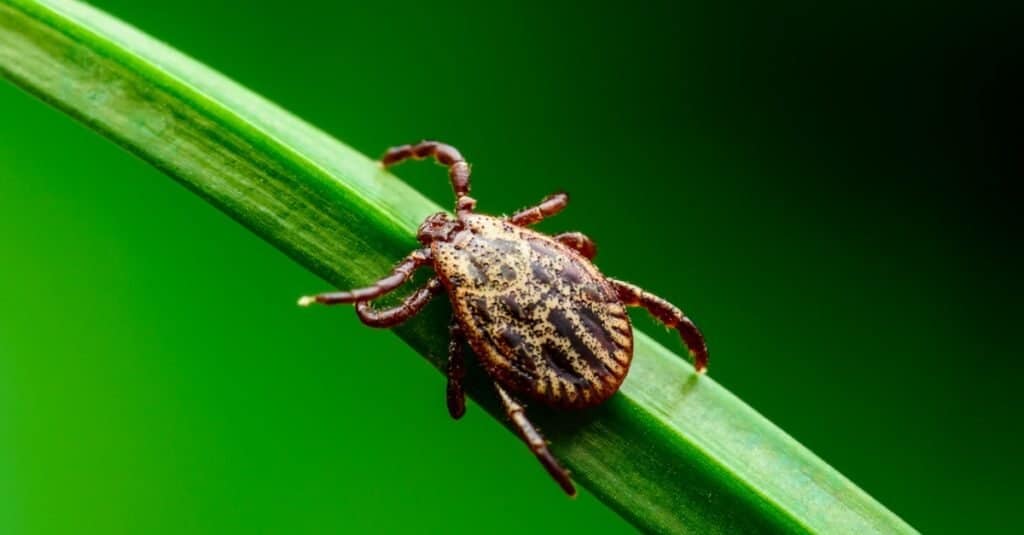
[381,140,474,213]
[610,279,709,373]
[446,318,467,419]
[553,232,597,259]
[354,278,443,328]
[298,249,431,306]
[494,383,576,497]
[509,192,569,226]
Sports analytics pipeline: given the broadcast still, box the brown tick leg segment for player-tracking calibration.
[381,140,473,212]
[354,278,443,328]
[494,383,576,497]
[610,279,709,373]
[509,192,569,226]
[446,317,467,419]
[298,249,431,306]
[553,232,597,259]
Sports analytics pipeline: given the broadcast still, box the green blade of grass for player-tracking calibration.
[0,1,917,533]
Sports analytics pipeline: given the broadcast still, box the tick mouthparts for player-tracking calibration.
[297,295,316,307]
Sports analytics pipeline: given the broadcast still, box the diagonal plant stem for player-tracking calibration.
[0,1,917,533]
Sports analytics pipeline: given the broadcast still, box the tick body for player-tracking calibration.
[435,214,632,410]
[299,141,708,496]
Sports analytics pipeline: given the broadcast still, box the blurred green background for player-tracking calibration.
[1,1,1020,533]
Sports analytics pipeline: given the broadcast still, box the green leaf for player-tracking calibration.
[0,1,916,533]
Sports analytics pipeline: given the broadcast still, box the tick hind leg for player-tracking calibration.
[354,278,443,328]
[509,192,569,226]
[494,383,576,497]
[610,279,709,373]
[381,141,475,214]
[298,249,431,306]
[553,232,597,259]
[446,318,467,419]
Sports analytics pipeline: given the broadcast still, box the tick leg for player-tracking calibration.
[298,249,431,306]
[509,192,569,226]
[610,279,709,373]
[354,278,444,328]
[381,140,475,214]
[553,231,597,259]
[494,383,576,497]
[446,317,467,419]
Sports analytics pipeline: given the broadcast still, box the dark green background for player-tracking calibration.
[2,1,1020,533]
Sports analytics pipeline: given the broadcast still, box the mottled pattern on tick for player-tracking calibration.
[432,214,633,408]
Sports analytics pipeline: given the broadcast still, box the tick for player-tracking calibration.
[299,140,708,496]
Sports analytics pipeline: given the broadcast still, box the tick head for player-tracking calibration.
[417,212,460,245]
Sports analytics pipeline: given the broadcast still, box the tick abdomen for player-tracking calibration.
[433,214,634,409]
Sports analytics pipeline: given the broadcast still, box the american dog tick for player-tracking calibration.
[299,141,708,496]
